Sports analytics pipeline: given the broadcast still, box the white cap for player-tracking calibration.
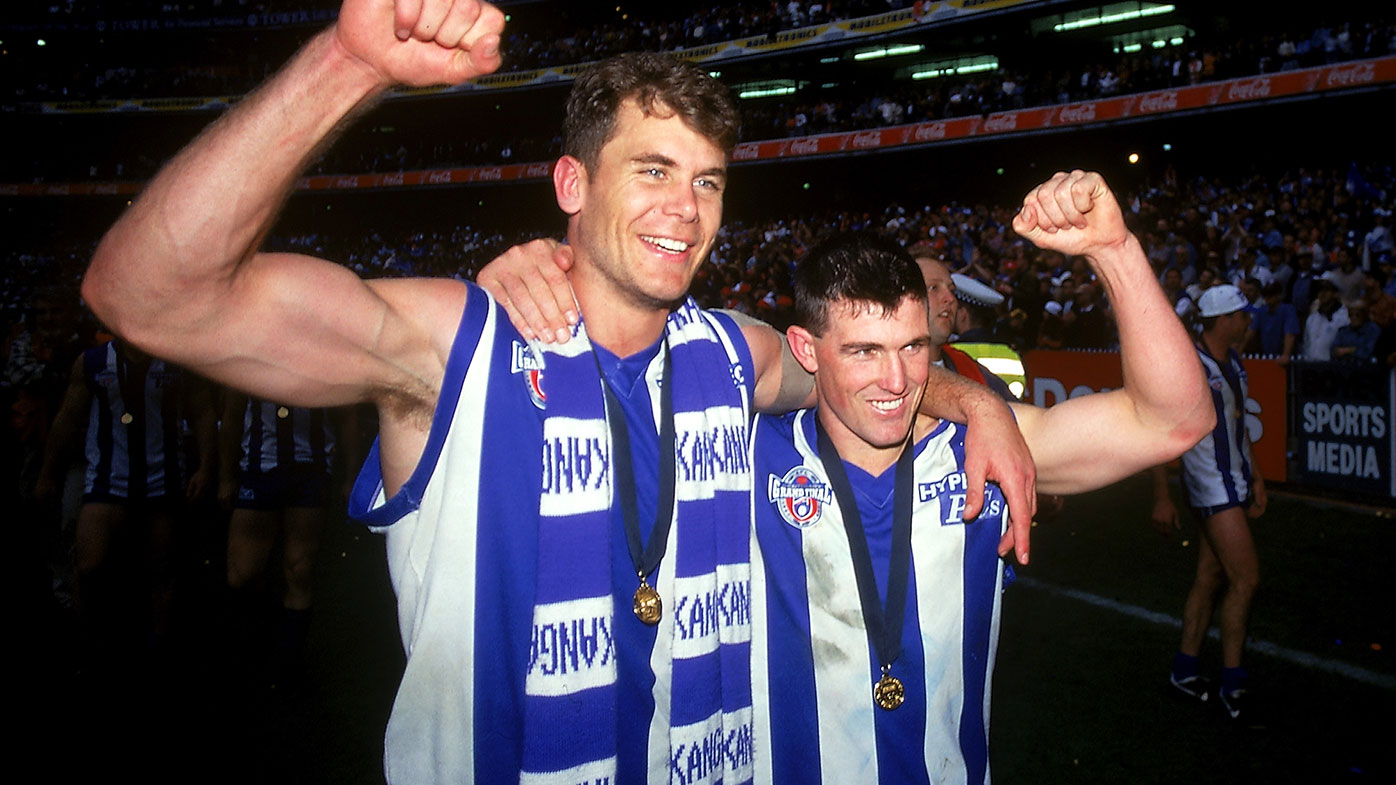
[1198,285,1249,318]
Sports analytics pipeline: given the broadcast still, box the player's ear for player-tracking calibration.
[554,155,587,216]
[785,325,819,375]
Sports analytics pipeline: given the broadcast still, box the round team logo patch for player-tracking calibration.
[767,466,833,529]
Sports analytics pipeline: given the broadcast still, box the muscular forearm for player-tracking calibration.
[83,29,387,352]
[917,364,1006,423]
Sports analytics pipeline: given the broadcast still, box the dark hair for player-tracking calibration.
[563,52,739,169]
[794,232,927,335]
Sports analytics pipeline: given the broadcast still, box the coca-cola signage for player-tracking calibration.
[732,142,761,160]
[851,131,882,148]
[912,122,947,141]
[1225,78,1272,102]
[983,113,1018,133]
[1057,102,1097,124]
[1326,62,1376,87]
[1138,91,1179,113]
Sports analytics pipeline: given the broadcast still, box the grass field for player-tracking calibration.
[991,473,1394,784]
[38,472,1394,783]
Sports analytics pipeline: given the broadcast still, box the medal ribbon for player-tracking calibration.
[816,422,914,682]
[596,341,676,588]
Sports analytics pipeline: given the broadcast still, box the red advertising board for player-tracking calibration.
[1024,350,1287,482]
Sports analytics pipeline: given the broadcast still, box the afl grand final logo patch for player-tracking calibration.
[510,342,547,410]
[767,466,832,529]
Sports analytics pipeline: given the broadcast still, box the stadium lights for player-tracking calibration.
[37,39,46,46]
[709,71,721,78]
[739,86,797,99]
[912,61,997,80]
[854,44,923,61]
[1122,42,1142,53]
[819,56,839,63]
[1053,4,1175,33]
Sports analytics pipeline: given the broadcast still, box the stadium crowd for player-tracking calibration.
[10,10,1394,185]
[8,160,1394,414]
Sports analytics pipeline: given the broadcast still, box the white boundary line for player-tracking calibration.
[1014,576,1396,691]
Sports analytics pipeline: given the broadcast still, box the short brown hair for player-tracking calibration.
[563,52,739,169]
[794,233,928,336]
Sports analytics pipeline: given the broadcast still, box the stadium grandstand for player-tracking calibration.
[7,1,1394,782]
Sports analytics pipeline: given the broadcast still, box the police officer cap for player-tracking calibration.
[951,273,1004,308]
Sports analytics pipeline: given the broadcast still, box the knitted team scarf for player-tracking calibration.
[521,298,755,785]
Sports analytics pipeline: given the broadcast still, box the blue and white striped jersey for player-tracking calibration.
[82,342,187,499]
[240,399,334,474]
[751,409,1009,785]
[1181,345,1253,509]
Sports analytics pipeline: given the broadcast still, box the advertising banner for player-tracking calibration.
[1290,364,1394,498]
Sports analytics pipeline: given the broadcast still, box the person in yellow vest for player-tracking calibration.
[913,256,1018,402]
[946,271,1028,400]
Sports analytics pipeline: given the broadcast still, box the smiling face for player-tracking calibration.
[789,296,933,474]
[558,100,726,322]
[915,256,958,348]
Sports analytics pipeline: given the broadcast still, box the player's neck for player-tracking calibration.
[818,412,914,477]
[572,266,672,358]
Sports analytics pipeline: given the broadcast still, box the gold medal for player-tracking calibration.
[874,672,904,710]
[120,413,134,425]
[633,579,662,625]
[276,406,290,419]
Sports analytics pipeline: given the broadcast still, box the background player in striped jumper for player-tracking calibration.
[220,393,348,686]
[80,1,1035,781]
[748,171,1212,784]
[37,339,215,673]
[1151,283,1265,721]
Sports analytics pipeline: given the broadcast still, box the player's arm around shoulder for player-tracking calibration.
[735,318,816,414]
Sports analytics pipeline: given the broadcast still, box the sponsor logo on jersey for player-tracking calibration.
[918,471,1007,525]
[767,466,832,528]
[511,341,547,409]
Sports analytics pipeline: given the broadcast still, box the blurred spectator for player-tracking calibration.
[1331,300,1379,362]
[1302,281,1350,360]
[1249,282,1300,363]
